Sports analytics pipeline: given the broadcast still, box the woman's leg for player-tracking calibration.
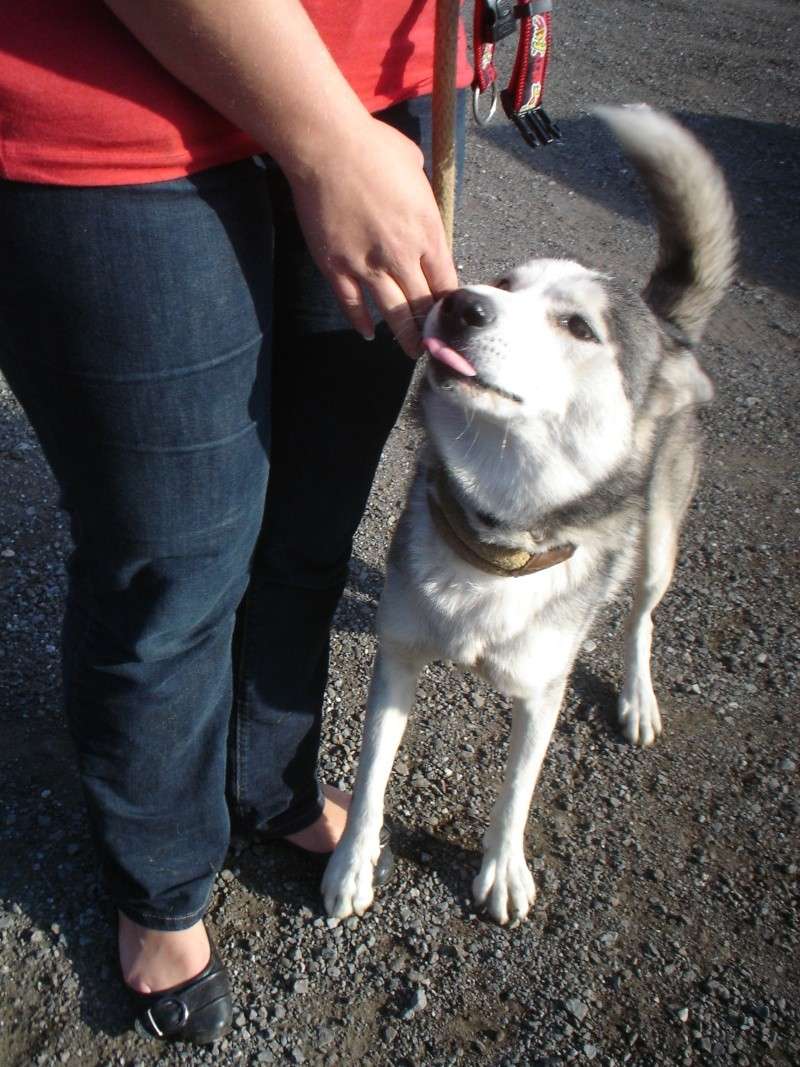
[228,94,465,838]
[0,161,274,973]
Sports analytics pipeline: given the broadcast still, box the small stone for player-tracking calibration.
[583,1043,597,1060]
[293,978,310,994]
[220,869,235,882]
[583,639,597,653]
[235,1012,247,1027]
[317,1026,335,1047]
[677,1007,690,1023]
[383,1025,398,1043]
[565,998,589,1023]
[779,759,796,772]
[401,987,428,1020]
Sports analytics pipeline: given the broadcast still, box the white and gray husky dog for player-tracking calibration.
[323,107,736,926]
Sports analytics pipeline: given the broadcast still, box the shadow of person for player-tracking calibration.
[0,401,133,1038]
[330,554,385,637]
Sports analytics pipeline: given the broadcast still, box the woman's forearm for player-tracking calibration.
[102,0,371,178]
[101,0,458,353]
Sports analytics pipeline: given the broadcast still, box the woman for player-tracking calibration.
[0,0,469,1043]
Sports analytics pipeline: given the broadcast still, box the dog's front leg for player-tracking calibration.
[473,681,564,925]
[323,644,422,918]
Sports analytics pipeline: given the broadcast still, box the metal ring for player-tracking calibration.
[472,82,498,127]
[146,998,190,1038]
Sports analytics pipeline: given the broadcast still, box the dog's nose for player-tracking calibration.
[440,289,497,329]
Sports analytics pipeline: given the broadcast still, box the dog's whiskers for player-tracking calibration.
[462,423,481,463]
[454,407,476,443]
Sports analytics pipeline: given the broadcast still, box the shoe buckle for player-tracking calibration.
[146,997,190,1038]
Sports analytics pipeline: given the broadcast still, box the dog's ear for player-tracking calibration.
[651,349,714,416]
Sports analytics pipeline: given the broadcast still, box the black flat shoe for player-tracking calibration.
[129,931,233,1044]
[264,821,396,887]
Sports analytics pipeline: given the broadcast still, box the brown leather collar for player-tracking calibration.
[427,466,576,578]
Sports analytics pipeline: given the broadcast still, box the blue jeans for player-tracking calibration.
[0,94,465,930]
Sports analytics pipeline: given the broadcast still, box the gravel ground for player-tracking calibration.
[1,2,798,1065]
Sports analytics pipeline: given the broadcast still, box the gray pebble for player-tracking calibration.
[317,1026,335,1047]
[401,987,428,1020]
[565,998,589,1023]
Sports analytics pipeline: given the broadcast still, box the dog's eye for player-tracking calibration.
[561,314,600,343]
[494,277,513,291]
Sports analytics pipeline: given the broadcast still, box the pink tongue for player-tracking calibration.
[422,335,477,377]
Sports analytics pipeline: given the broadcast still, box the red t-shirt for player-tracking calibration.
[0,1,471,186]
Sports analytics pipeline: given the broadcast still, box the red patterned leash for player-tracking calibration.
[472,0,560,148]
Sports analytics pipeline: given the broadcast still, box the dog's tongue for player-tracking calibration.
[422,336,477,377]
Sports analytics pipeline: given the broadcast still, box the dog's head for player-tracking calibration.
[420,108,735,519]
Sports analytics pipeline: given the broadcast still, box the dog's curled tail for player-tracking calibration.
[596,105,737,344]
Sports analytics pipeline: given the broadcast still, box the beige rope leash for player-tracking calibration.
[432,0,460,249]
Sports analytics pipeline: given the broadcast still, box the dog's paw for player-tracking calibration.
[322,837,379,919]
[472,846,536,926]
[618,676,663,747]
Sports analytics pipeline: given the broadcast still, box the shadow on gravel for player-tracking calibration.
[0,403,134,1040]
[0,709,132,1041]
[473,111,800,296]
[570,662,624,739]
[332,555,384,635]
[232,821,483,924]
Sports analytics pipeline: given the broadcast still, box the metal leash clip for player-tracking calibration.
[472,0,561,147]
[472,81,498,126]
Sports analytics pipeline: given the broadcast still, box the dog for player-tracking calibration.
[322,107,736,926]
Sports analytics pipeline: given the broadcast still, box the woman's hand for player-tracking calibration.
[287,116,457,356]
